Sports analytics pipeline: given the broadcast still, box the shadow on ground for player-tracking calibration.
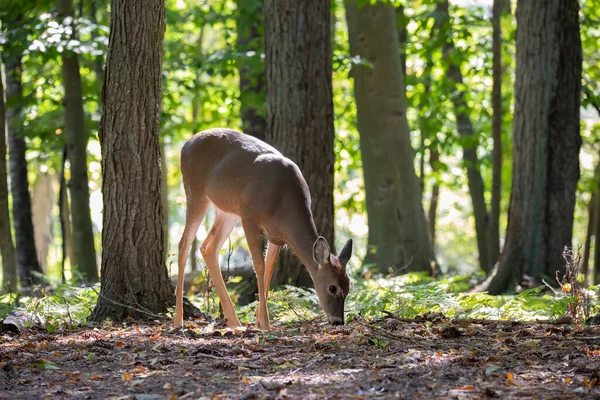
[1,315,599,399]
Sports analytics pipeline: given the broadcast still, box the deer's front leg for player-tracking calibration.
[242,221,271,330]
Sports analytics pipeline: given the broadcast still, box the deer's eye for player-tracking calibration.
[328,285,337,294]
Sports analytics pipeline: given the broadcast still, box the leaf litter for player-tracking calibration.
[1,314,600,399]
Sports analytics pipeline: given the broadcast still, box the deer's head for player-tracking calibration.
[312,237,353,325]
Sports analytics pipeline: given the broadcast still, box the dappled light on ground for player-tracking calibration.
[1,316,600,398]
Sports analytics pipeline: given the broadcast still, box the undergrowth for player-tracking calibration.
[1,272,598,332]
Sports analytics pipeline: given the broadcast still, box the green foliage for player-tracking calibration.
[0,284,99,331]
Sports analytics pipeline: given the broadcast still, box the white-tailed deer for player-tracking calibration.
[175,128,353,330]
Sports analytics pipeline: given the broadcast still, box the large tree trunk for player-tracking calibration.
[5,50,43,287]
[236,0,266,141]
[345,0,435,274]
[57,0,98,283]
[488,0,505,271]
[90,0,199,321]
[263,0,335,287]
[0,56,17,292]
[435,0,490,273]
[483,0,582,294]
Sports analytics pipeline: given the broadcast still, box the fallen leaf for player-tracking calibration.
[163,383,174,389]
[89,375,103,381]
[506,372,514,385]
[453,385,474,390]
[33,359,59,370]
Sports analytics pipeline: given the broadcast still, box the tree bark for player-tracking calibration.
[483,0,582,294]
[264,0,335,287]
[90,0,199,321]
[0,56,17,292]
[57,0,98,283]
[4,49,42,287]
[435,0,490,273]
[345,0,436,273]
[488,0,505,271]
[236,0,266,141]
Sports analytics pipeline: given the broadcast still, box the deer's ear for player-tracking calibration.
[338,238,353,269]
[312,237,331,266]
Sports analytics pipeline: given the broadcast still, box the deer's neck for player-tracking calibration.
[283,211,320,278]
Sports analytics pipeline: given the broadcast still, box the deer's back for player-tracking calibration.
[180,128,310,219]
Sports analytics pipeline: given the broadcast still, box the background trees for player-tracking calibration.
[483,0,583,294]
[345,0,435,273]
[56,0,98,283]
[0,0,598,303]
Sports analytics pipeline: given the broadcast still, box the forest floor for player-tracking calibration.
[1,314,600,399]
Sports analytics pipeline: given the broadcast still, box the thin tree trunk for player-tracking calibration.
[488,0,505,270]
[345,0,436,273]
[237,0,266,141]
[435,0,490,273]
[428,148,441,249]
[89,0,105,89]
[0,56,17,292]
[5,49,42,287]
[57,0,98,283]
[264,0,336,287]
[482,0,582,294]
[90,0,199,321]
[58,146,75,283]
[581,187,596,284]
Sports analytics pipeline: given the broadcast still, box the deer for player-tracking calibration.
[174,128,354,331]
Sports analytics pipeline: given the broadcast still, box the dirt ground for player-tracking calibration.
[1,314,600,399]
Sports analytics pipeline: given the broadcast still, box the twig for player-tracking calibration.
[87,284,164,320]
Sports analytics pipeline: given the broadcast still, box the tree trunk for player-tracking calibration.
[237,0,266,141]
[435,0,490,273]
[483,0,582,294]
[5,50,42,287]
[345,0,436,273]
[89,0,105,90]
[90,0,199,322]
[58,146,75,283]
[57,0,98,283]
[264,0,335,287]
[0,57,17,292]
[581,187,595,285]
[31,174,55,273]
[488,0,505,271]
[428,148,441,249]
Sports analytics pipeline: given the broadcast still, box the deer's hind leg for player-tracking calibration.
[176,196,210,328]
[200,210,240,328]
